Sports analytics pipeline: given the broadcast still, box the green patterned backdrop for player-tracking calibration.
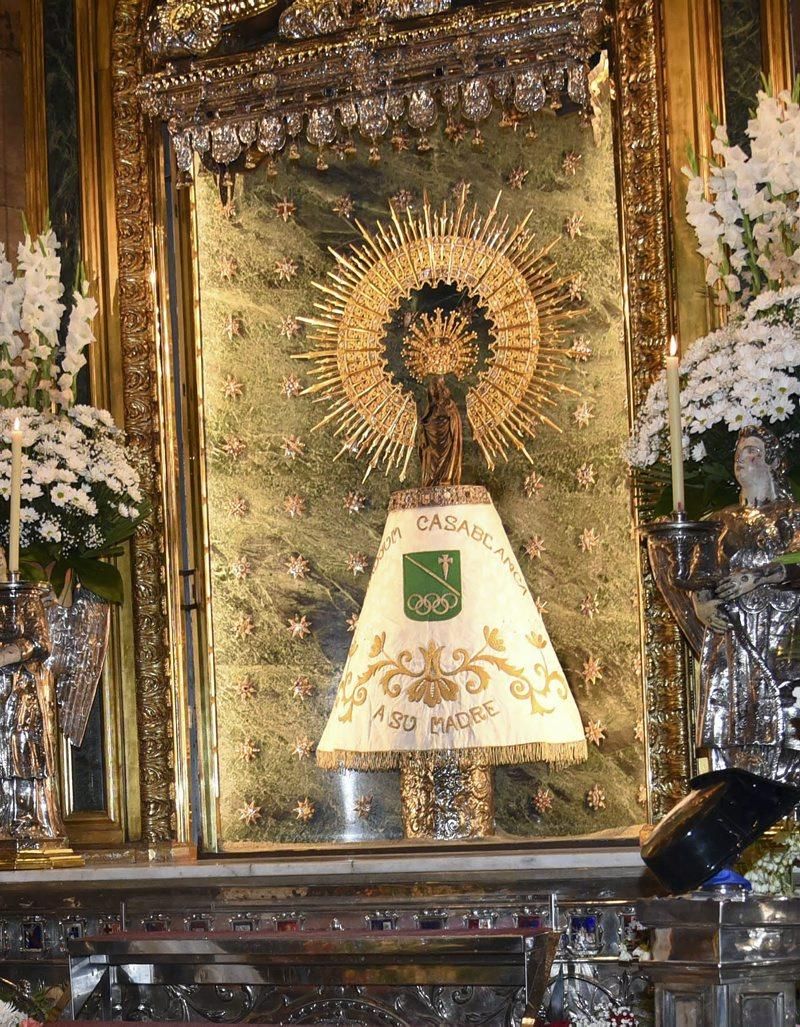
[193,87,645,848]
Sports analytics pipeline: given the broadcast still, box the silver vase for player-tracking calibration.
[46,588,110,747]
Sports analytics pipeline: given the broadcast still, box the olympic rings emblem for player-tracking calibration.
[406,592,459,617]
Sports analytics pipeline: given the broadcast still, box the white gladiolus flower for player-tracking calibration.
[684,85,800,306]
[0,225,99,414]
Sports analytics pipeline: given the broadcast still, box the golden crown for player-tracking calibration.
[402,308,479,383]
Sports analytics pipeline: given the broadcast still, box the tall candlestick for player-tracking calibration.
[665,335,685,514]
[8,418,22,576]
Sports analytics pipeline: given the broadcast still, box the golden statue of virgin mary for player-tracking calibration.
[418,376,463,487]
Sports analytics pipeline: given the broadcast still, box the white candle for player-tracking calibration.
[665,335,685,514]
[8,418,22,576]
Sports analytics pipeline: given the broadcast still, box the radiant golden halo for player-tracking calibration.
[403,309,478,382]
[296,190,580,477]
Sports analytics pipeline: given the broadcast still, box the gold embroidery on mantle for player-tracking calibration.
[359,626,555,712]
[334,626,567,721]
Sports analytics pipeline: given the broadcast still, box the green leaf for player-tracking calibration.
[685,141,700,177]
[21,541,57,566]
[18,558,47,583]
[67,557,124,604]
[705,102,721,129]
[49,560,69,601]
[776,552,800,565]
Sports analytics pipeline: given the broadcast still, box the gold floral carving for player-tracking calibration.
[112,1,176,843]
[611,0,694,818]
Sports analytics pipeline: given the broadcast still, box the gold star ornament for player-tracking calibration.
[293,797,315,822]
[238,800,262,826]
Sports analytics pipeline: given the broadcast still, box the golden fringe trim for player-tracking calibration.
[316,739,588,772]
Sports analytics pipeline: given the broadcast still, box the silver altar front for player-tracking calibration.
[68,928,558,1025]
[639,895,800,1027]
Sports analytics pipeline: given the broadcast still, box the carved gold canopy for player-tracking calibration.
[94,0,705,847]
[140,1,606,177]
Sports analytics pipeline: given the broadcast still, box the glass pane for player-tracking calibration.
[190,74,646,849]
[719,0,763,148]
[69,688,106,812]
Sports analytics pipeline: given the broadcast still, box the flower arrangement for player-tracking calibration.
[628,81,800,515]
[627,290,800,514]
[0,226,145,602]
[684,78,800,309]
[738,819,800,895]
[0,226,96,410]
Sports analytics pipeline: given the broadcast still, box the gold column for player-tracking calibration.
[399,755,495,839]
[66,0,144,848]
[20,0,47,236]
[661,0,726,352]
[761,0,794,93]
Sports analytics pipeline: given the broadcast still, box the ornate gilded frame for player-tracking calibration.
[102,0,725,844]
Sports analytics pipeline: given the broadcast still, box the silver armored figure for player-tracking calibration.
[646,427,800,783]
[0,581,65,839]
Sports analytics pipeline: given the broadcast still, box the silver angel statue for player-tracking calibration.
[646,427,800,783]
[0,581,65,838]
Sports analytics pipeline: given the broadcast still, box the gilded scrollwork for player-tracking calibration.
[611,0,694,817]
[111,2,176,843]
[147,0,283,58]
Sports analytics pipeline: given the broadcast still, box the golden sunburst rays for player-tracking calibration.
[403,309,478,382]
[295,190,580,478]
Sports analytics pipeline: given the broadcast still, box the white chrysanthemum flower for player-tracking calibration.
[627,291,800,469]
[39,518,62,543]
[0,999,22,1027]
[0,406,143,558]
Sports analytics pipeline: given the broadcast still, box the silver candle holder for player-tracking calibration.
[640,512,721,657]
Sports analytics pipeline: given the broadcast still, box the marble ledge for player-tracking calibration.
[0,844,649,891]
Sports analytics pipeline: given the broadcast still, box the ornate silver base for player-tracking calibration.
[399,753,495,838]
[640,514,720,655]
